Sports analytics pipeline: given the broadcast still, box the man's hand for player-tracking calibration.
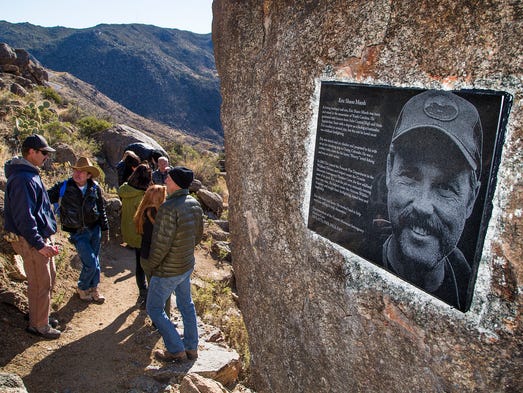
[39,245,59,258]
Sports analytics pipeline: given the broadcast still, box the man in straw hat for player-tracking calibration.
[4,134,61,339]
[48,156,109,303]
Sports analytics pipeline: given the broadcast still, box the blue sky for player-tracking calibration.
[0,0,214,34]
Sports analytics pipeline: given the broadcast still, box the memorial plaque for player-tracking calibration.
[308,82,512,311]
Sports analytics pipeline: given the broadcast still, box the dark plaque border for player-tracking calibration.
[307,82,512,312]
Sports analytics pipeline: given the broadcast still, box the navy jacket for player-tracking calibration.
[4,157,57,250]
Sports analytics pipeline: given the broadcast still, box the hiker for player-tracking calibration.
[146,166,203,362]
[124,142,165,170]
[118,164,152,306]
[116,150,141,186]
[152,156,170,185]
[48,157,109,303]
[4,134,61,339]
[133,184,169,313]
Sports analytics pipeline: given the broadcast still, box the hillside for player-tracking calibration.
[0,21,223,144]
[47,70,220,153]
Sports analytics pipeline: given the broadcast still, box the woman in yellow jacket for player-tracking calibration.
[118,163,152,305]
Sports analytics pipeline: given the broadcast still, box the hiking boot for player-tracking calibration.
[153,349,187,362]
[90,287,105,304]
[186,349,198,360]
[77,288,92,301]
[24,314,59,328]
[26,324,61,339]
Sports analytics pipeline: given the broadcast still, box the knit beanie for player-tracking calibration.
[168,166,194,189]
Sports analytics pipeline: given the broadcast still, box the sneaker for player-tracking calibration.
[77,288,93,301]
[90,287,105,304]
[49,316,59,328]
[186,349,198,360]
[153,349,187,362]
[26,325,61,339]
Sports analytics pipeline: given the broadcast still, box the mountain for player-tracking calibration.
[0,21,222,144]
[47,70,219,152]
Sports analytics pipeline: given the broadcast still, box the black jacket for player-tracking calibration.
[48,178,109,233]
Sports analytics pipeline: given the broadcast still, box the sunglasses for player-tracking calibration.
[38,150,49,156]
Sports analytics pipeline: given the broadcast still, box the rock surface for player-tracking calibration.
[213,1,522,392]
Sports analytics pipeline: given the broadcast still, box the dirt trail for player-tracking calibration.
[0,241,221,392]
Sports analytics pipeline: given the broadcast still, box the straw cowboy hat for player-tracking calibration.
[72,156,100,178]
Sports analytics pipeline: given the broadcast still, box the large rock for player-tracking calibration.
[0,43,16,65]
[92,124,167,187]
[197,189,224,218]
[180,373,227,393]
[0,43,48,85]
[145,341,240,387]
[213,1,522,392]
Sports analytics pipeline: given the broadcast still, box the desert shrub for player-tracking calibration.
[76,116,112,136]
[60,104,86,123]
[169,144,220,186]
[39,86,63,105]
[42,120,74,144]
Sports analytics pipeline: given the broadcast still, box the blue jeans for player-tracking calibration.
[70,225,101,290]
[146,268,198,354]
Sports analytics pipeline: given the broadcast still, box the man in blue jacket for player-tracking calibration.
[4,134,61,339]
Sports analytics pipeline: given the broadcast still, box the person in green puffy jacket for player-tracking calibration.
[118,164,152,305]
[146,166,203,362]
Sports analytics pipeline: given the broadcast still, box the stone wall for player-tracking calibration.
[212,1,522,392]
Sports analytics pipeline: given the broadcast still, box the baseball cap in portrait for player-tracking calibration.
[392,90,482,176]
[22,134,56,152]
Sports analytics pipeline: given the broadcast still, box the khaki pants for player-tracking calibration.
[12,237,56,329]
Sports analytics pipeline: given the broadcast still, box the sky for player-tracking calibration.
[0,0,214,34]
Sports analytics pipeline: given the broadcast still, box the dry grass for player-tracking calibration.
[193,280,250,377]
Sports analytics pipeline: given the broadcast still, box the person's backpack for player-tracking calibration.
[52,180,68,218]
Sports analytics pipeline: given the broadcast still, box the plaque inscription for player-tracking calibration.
[308,82,512,312]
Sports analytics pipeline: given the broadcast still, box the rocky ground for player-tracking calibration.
[0,238,248,393]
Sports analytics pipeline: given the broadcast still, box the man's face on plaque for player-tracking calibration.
[386,130,477,272]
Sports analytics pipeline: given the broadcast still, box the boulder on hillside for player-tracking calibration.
[197,189,223,219]
[0,43,48,85]
[180,373,228,393]
[92,124,168,187]
[0,43,16,65]
[10,83,27,97]
[51,142,77,167]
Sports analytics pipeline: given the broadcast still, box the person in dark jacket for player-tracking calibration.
[146,166,203,362]
[152,156,170,185]
[4,134,61,339]
[48,157,109,303]
[116,150,141,186]
[124,142,165,170]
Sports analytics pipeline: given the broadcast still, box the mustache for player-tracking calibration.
[397,205,445,238]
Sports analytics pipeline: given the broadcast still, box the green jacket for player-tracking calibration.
[118,182,145,248]
[148,189,203,277]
